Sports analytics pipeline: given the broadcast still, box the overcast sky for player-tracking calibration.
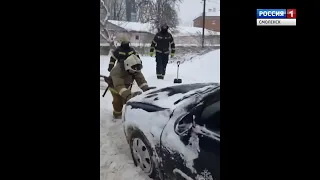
[177,0,220,26]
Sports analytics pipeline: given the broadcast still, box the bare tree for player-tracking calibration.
[100,0,109,40]
[126,0,133,21]
[100,0,117,54]
[114,0,126,20]
[135,0,182,30]
[102,0,126,21]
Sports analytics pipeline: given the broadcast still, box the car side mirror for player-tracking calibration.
[174,103,204,136]
[174,113,194,136]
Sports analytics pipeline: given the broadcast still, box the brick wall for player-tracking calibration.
[193,16,220,32]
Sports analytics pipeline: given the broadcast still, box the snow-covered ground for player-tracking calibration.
[100,50,220,180]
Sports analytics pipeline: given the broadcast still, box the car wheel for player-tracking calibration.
[129,130,160,179]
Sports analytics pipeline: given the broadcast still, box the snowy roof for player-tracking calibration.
[108,20,220,36]
[206,11,220,16]
[193,11,220,21]
[172,26,220,36]
[108,20,155,34]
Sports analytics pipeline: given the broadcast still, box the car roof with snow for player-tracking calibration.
[128,83,220,110]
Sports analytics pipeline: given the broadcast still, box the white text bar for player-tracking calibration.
[257,19,296,26]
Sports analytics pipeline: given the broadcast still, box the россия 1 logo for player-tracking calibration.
[256,9,296,26]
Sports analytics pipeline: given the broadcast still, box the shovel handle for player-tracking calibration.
[102,86,109,97]
[176,61,180,79]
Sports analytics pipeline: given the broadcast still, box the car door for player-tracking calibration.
[192,99,220,180]
[160,90,220,180]
[159,103,204,180]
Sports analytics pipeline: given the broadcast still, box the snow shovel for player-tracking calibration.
[102,85,109,97]
[174,61,182,83]
[101,75,111,97]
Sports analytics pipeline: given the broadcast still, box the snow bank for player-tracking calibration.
[177,49,220,83]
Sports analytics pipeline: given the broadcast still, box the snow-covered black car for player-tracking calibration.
[123,83,220,180]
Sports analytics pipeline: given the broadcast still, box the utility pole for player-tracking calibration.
[202,0,206,48]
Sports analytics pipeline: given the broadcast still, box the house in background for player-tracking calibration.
[100,20,220,55]
[108,20,155,47]
[107,20,220,47]
[104,21,129,42]
[171,26,220,46]
[193,8,220,32]
[100,21,128,55]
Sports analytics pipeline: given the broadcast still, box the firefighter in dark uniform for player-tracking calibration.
[106,36,149,119]
[149,23,175,79]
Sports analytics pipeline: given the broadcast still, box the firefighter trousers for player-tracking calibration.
[156,52,169,79]
[110,88,124,118]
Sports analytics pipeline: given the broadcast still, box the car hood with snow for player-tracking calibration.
[127,83,220,111]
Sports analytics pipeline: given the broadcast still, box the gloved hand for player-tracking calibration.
[170,53,175,58]
[125,91,142,102]
[103,76,113,85]
[103,76,108,83]
[150,51,155,57]
[108,64,114,72]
